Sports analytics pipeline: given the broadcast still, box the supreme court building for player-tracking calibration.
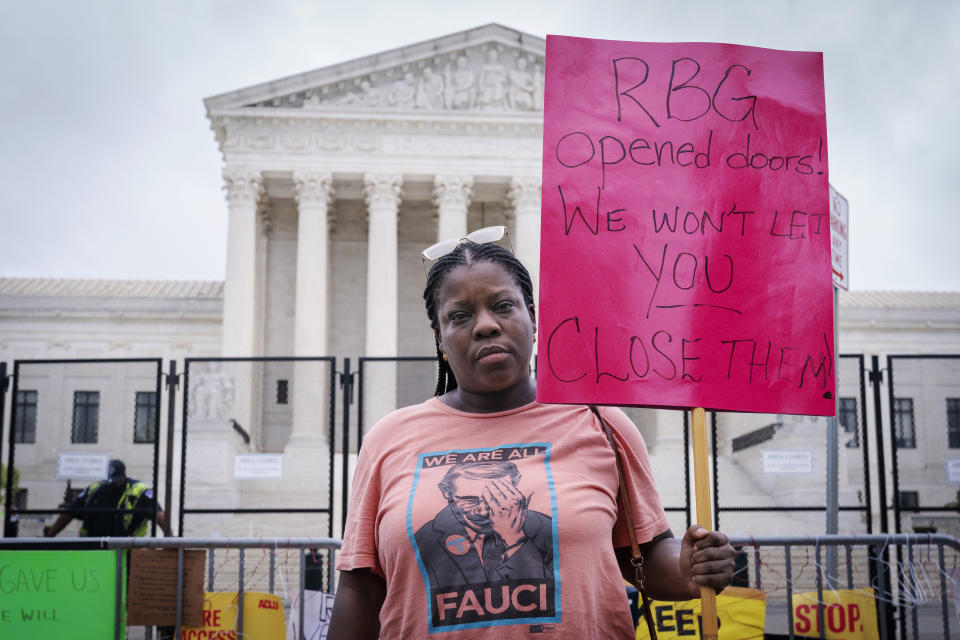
[208,23,545,363]
[2,25,960,540]
[204,23,546,445]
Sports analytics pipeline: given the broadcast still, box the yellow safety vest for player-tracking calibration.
[79,480,151,537]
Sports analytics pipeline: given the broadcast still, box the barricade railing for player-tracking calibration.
[3,534,959,639]
[726,534,960,640]
[0,536,342,640]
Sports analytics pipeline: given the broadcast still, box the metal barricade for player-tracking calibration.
[727,534,960,640]
[3,533,959,639]
[0,536,342,640]
[180,357,337,539]
[3,358,165,539]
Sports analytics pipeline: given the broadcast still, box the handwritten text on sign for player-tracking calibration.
[0,550,122,639]
[537,36,834,415]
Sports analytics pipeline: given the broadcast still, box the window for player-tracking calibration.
[14,390,38,443]
[894,397,916,449]
[71,391,100,443]
[898,490,919,510]
[133,391,158,443]
[276,379,289,405]
[948,398,960,449]
[838,397,859,448]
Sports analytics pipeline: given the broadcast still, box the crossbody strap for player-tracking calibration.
[590,405,658,640]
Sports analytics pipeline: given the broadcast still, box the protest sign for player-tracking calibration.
[636,587,766,639]
[179,591,285,640]
[791,588,878,639]
[538,36,834,415]
[127,548,204,627]
[286,589,336,640]
[0,550,124,639]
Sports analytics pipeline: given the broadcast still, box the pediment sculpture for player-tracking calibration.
[252,48,544,113]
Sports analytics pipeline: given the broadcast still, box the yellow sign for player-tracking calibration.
[791,588,878,639]
[636,587,766,639]
[178,592,284,640]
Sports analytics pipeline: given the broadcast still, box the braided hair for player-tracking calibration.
[423,242,535,396]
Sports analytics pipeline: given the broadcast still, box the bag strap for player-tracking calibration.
[589,405,658,640]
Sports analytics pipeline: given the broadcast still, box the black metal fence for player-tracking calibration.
[884,354,960,640]
[714,354,873,536]
[179,357,337,539]
[2,353,959,551]
[2,358,164,538]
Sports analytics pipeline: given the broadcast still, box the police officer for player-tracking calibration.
[44,459,172,537]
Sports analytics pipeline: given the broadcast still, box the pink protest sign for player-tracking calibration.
[537,36,834,416]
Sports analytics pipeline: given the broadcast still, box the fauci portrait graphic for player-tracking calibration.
[407,446,559,631]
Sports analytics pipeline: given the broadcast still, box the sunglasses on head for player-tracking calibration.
[420,225,512,263]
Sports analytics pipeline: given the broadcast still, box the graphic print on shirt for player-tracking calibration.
[406,443,560,633]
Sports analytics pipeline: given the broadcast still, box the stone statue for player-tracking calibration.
[416,67,445,110]
[478,49,507,110]
[389,72,417,108]
[533,62,545,111]
[446,56,475,110]
[340,80,382,107]
[190,363,235,421]
[507,57,536,111]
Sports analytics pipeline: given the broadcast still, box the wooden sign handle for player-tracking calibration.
[691,407,719,640]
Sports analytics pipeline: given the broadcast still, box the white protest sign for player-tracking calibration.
[234,454,283,478]
[762,451,814,474]
[56,453,109,480]
[286,590,336,640]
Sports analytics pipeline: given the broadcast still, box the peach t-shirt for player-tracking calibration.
[337,399,669,639]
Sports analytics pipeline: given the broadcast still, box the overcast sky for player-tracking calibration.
[1,0,957,290]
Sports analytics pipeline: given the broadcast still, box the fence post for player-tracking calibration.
[0,362,7,480]
[3,361,17,538]
[165,360,179,536]
[340,358,353,537]
[0,362,7,537]
[885,356,908,640]
[869,355,895,638]
[178,360,191,538]
[857,355,873,534]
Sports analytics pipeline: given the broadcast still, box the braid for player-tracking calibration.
[433,338,458,396]
[423,241,535,396]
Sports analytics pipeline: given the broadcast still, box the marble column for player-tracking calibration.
[363,173,403,429]
[508,175,542,300]
[193,167,263,521]
[222,168,266,447]
[289,171,335,445]
[221,167,265,357]
[363,173,403,356]
[433,175,473,241]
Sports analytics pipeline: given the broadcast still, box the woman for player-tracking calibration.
[329,239,735,639]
